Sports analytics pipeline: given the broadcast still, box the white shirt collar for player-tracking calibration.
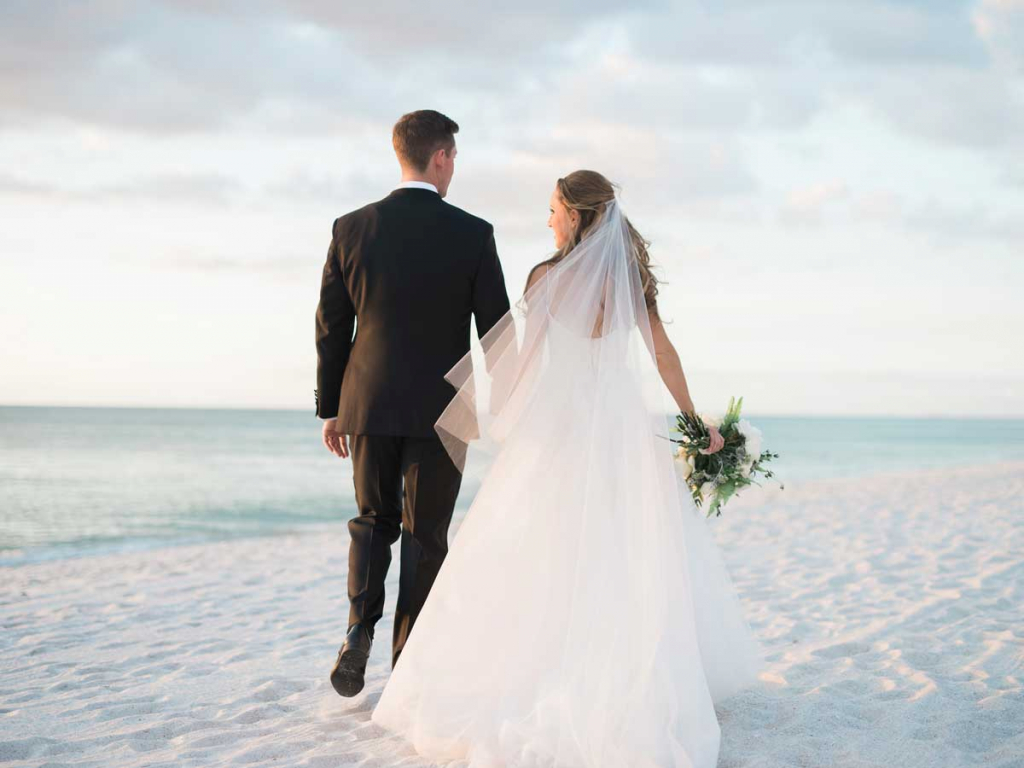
[396,180,439,194]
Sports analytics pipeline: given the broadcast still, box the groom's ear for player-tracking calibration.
[433,146,452,166]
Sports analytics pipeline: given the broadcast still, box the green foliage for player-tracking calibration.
[720,395,743,434]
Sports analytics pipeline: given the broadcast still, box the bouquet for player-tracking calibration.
[671,396,781,517]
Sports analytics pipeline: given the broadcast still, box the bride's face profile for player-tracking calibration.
[548,186,578,249]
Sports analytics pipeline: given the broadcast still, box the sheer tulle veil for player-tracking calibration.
[436,195,670,472]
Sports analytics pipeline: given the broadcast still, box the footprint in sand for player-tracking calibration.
[0,736,62,761]
[250,678,312,703]
[185,731,241,749]
[813,642,871,659]
[232,703,291,724]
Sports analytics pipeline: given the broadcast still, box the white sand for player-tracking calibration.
[2,461,1023,767]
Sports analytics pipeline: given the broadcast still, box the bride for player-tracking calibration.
[371,170,765,767]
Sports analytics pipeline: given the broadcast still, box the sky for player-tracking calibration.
[1,0,1022,417]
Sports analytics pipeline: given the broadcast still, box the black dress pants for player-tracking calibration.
[347,433,462,667]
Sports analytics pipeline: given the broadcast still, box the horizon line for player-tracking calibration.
[1,403,1022,421]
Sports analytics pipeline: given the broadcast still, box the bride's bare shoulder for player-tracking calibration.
[524,260,555,295]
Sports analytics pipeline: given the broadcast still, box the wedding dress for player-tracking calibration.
[371,198,764,767]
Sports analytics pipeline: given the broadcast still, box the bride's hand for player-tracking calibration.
[700,425,725,455]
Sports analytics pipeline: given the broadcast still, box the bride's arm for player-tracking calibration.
[649,310,696,415]
[649,308,725,454]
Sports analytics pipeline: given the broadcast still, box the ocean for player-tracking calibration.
[2,406,1023,567]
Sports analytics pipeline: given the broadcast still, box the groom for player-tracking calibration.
[315,110,511,697]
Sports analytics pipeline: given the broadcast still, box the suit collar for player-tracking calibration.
[395,180,439,193]
[386,187,443,201]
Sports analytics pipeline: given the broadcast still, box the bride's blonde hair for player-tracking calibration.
[526,170,660,316]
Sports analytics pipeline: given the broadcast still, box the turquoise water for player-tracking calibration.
[2,406,1023,566]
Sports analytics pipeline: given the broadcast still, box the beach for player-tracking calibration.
[4,0,1023,762]
[2,459,1022,767]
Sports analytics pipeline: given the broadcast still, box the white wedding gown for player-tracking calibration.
[372,200,765,767]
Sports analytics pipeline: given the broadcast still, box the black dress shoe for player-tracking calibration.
[330,624,373,697]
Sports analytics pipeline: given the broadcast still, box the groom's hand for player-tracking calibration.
[322,419,349,459]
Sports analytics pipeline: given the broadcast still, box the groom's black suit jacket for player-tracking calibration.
[314,187,511,436]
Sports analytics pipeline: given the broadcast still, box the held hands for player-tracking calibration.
[322,418,349,459]
[699,424,725,455]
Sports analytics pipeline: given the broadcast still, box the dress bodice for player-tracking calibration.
[545,310,633,376]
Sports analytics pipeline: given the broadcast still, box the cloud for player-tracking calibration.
[0,173,57,197]
[0,170,243,205]
[1,0,1015,150]
[902,198,1024,243]
[0,0,666,135]
[769,182,1024,244]
[1000,163,1024,187]
[973,0,1024,71]
[165,252,306,276]
[800,1,989,68]
[622,1,1022,148]
[272,0,665,60]
[262,169,385,204]
[0,0,1020,237]
[778,180,849,225]
[547,52,822,134]
[638,1,988,70]
[0,1,403,133]
[848,64,1023,148]
[851,189,903,222]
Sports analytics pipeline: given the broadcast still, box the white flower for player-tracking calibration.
[739,457,754,478]
[699,481,716,498]
[736,419,763,460]
[700,413,721,428]
[674,446,694,479]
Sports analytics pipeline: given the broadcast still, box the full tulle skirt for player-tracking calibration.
[372,329,765,767]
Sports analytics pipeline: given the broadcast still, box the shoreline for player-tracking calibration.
[4,458,1024,571]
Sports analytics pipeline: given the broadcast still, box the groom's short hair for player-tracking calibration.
[392,110,459,172]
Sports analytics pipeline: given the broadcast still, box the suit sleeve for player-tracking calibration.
[471,225,511,340]
[314,218,356,419]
